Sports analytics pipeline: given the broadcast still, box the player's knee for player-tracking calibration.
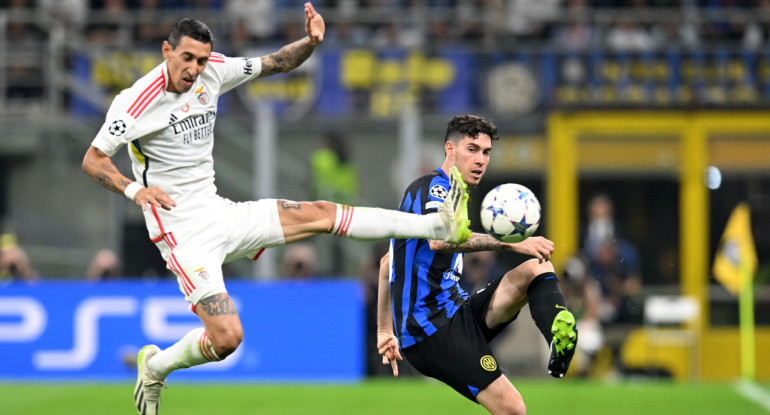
[308,200,338,233]
[500,399,526,415]
[211,327,243,358]
[522,258,555,282]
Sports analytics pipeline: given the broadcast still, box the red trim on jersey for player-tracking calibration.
[251,247,265,261]
[334,205,354,237]
[128,72,165,119]
[209,52,225,63]
[149,205,167,243]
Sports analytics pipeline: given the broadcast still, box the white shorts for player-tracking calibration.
[147,196,285,305]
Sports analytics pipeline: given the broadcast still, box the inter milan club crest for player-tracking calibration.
[429,184,448,200]
[108,119,126,136]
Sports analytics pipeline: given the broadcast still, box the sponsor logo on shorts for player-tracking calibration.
[480,355,497,371]
[194,267,210,280]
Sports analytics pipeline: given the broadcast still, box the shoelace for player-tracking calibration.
[143,379,166,401]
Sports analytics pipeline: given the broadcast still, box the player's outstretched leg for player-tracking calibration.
[134,345,166,415]
[439,166,471,244]
[548,310,578,378]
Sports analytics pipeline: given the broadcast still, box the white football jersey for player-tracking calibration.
[91,52,262,233]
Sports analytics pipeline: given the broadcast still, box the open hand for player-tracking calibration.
[304,3,325,45]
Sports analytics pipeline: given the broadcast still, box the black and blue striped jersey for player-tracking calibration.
[389,168,468,349]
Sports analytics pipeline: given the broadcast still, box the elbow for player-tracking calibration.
[81,152,93,176]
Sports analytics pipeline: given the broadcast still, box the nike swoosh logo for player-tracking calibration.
[555,305,567,310]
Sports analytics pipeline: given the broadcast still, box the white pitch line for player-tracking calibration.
[736,380,770,413]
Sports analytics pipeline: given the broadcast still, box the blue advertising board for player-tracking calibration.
[0,279,365,382]
[70,47,770,119]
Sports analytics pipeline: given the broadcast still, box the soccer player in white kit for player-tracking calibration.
[81,4,471,414]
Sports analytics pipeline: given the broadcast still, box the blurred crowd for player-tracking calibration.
[3,0,770,52]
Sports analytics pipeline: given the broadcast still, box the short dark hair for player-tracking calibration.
[168,18,214,49]
[444,114,499,143]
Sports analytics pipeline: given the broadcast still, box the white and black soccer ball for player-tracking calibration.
[480,183,541,243]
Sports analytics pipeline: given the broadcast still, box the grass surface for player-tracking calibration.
[1,378,768,414]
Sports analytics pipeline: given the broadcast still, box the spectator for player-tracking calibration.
[86,0,129,45]
[280,243,320,279]
[459,250,501,293]
[605,18,658,52]
[310,132,359,205]
[0,232,37,281]
[590,238,643,325]
[581,193,643,325]
[583,193,616,259]
[561,255,604,376]
[86,248,123,280]
[225,0,276,52]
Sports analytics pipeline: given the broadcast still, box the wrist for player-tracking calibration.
[124,182,144,202]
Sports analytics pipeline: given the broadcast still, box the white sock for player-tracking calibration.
[331,205,446,240]
[146,327,221,380]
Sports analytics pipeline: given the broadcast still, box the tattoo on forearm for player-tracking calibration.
[198,293,238,316]
[435,233,504,253]
[95,173,119,193]
[280,201,301,210]
[261,38,315,76]
[94,162,131,194]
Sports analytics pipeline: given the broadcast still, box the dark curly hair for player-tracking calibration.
[168,18,214,49]
[444,114,499,144]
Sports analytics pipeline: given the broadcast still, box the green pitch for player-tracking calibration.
[1,378,768,415]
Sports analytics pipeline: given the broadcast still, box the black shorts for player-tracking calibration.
[401,275,519,403]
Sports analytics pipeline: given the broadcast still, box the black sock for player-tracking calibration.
[526,272,569,345]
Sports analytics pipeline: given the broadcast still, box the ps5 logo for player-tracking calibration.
[0,296,239,371]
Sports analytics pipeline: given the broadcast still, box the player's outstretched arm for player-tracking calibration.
[82,146,176,211]
[376,254,402,377]
[259,2,325,76]
[429,233,553,262]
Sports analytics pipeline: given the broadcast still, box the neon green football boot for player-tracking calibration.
[548,310,578,378]
[439,166,471,244]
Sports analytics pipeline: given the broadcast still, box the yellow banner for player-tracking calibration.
[712,202,758,295]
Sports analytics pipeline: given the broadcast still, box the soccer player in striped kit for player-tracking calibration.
[82,4,471,414]
[377,115,577,415]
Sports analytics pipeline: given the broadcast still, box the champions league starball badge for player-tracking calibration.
[108,119,127,136]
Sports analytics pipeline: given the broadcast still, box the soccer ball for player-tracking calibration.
[479,183,541,243]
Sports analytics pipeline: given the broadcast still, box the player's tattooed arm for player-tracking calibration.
[260,37,317,76]
[429,233,508,253]
[197,293,238,316]
[82,146,133,194]
[259,3,324,76]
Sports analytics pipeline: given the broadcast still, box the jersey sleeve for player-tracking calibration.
[90,91,141,157]
[91,65,167,157]
[206,52,262,94]
[422,175,450,214]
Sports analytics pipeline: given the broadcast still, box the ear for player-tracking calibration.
[162,41,172,59]
[444,140,454,154]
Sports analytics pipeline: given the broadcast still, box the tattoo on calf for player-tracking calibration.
[198,293,238,316]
